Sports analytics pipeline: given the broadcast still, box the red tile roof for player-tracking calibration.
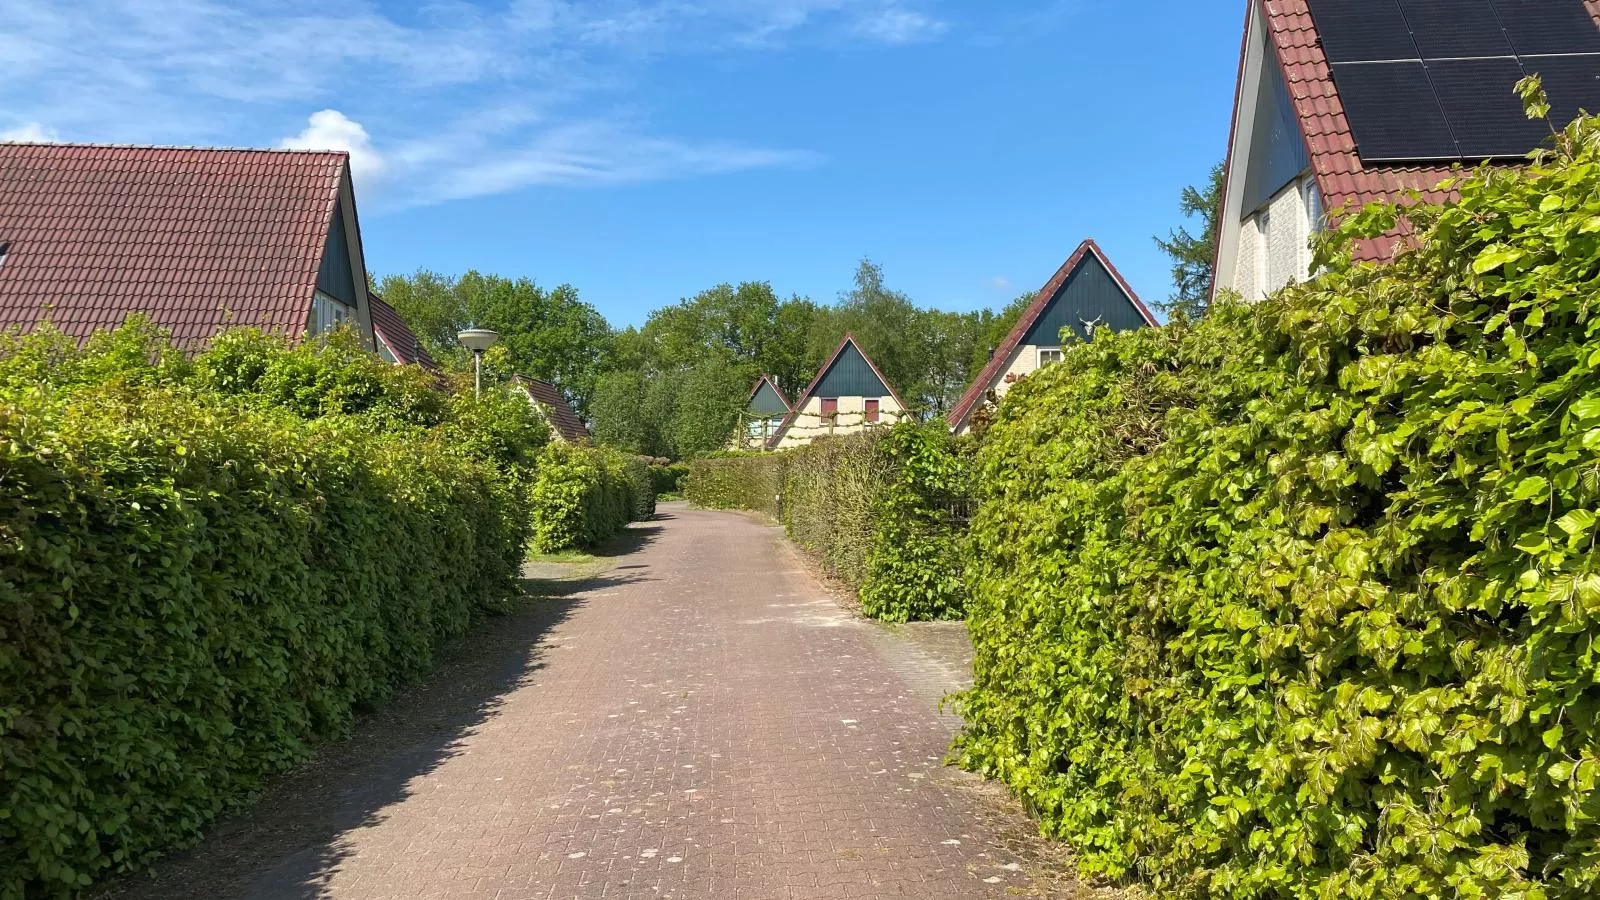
[369,292,439,370]
[1251,0,1600,263]
[0,143,348,347]
[766,334,906,449]
[948,239,1155,431]
[514,376,590,443]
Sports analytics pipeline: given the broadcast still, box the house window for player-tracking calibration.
[865,399,881,424]
[1038,348,1064,367]
[820,398,839,431]
[310,290,354,337]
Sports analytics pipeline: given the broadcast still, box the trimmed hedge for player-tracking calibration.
[686,426,970,619]
[650,462,690,498]
[860,423,971,622]
[529,443,652,554]
[683,452,786,516]
[956,107,1600,896]
[0,324,539,898]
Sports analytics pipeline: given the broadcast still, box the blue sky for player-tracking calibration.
[2,0,1242,327]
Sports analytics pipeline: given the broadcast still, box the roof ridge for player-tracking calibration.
[0,141,350,156]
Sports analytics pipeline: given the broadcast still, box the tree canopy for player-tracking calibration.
[376,270,612,416]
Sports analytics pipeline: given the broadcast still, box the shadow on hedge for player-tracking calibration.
[95,570,653,900]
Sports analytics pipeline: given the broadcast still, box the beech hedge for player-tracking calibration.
[529,443,653,553]
[686,425,970,619]
[0,324,541,897]
[955,105,1600,897]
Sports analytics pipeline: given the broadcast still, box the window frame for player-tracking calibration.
[1037,347,1065,368]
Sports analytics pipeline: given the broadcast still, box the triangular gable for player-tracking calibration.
[813,340,893,400]
[767,335,906,448]
[746,376,791,416]
[316,199,359,306]
[949,239,1155,431]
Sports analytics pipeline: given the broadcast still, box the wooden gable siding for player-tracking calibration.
[1021,252,1150,346]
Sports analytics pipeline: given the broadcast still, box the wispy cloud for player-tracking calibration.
[0,0,943,209]
[0,122,59,143]
[850,7,947,44]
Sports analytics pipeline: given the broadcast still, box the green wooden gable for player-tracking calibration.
[315,200,358,306]
[1022,252,1149,346]
[747,379,790,416]
[812,339,892,399]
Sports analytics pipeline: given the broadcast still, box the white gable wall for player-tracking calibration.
[774,394,906,450]
[1214,2,1323,303]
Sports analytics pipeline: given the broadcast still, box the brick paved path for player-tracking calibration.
[110,504,1087,899]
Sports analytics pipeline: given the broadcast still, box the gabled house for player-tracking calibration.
[370,293,439,370]
[1213,0,1600,303]
[948,239,1156,435]
[769,335,906,450]
[512,376,591,444]
[731,375,791,451]
[0,143,377,350]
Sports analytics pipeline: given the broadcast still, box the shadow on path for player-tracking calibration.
[99,528,655,900]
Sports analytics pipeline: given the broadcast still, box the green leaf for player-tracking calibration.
[1473,246,1524,274]
[1514,476,1550,502]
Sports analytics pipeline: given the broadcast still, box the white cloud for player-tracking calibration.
[850,8,947,44]
[278,110,388,185]
[1,122,59,143]
[990,276,1013,292]
[0,0,943,208]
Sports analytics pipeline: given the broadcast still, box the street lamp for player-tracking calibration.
[457,328,500,396]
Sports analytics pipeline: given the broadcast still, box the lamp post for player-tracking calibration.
[457,328,500,396]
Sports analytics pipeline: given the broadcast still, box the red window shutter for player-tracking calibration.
[821,398,839,419]
[865,399,880,424]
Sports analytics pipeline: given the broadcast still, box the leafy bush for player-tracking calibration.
[956,108,1600,897]
[529,443,645,553]
[859,422,971,622]
[0,324,534,898]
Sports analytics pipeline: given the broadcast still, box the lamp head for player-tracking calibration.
[457,328,500,354]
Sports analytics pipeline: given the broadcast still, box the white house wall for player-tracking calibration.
[774,395,906,450]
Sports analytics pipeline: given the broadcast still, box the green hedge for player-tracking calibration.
[650,462,690,497]
[956,106,1600,897]
[683,452,787,515]
[529,443,650,554]
[686,426,970,619]
[0,324,538,898]
[860,423,971,622]
[779,433,885,589]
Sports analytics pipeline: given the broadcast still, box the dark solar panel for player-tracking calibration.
[1493,0,1600,54]
[1430,58,1552,156]
[1305,0,1600,161]
[1530,54,1600,120]
[1397,0,1514,59]
[1331,62,1460,160]
[1307,0,1416,63]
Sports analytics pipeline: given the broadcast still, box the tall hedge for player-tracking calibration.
[529,443,652,554]
[956,106,1600,897]
[0,324,540,898]
[687,426,970,619]
[859,422,971,622]
[683,452,787,515]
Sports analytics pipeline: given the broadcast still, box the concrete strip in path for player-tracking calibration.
[105,503,1110,899]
